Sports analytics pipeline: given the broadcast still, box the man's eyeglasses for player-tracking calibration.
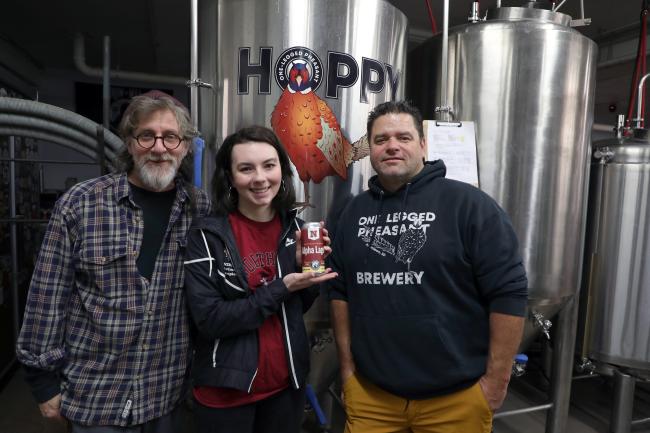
[133,132,184,150]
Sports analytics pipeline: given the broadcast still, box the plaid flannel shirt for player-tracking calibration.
[16,172,210,426]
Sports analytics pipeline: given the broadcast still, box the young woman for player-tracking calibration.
[184,125,337,433]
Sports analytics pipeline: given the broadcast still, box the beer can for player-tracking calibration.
[301,222,325,273]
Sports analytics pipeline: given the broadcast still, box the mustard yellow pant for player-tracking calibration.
[342,373,493,433]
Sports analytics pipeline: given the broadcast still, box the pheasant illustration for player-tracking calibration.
[271,59,368,206]
[396,220,427,272]
[371,234,396,256]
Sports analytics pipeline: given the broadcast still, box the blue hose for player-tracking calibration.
[193,137,205,188]
[305,384,328,426]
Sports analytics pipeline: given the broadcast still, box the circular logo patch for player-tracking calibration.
[274,46,324,92]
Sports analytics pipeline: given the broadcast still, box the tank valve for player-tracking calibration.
[512,353,528,377]
[186,78,214,89]
[593,147,614,164]
[576,357,596,374]
[532,311,552,340]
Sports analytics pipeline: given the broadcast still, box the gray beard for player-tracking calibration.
[137,160,179,191]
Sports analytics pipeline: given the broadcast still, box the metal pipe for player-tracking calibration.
[441,0,449,115]
[0,120,117,162]
[327,385,344,409]
[96,125,106,175]
[580,0,585,19]
[435,0,451,121]
[635,72,650,128]
[0,97,123,153]
[0,113,114,151]
[496,0,501,8]
[616,114,625,138]
[190,0,199,129]
[579,147,613,363]
[552,0,568,12]
[546,296,580,433]
[572,374,600,380]
[0,158,100,165]
[0,127,116,164]
[102,36,110,130]
[611,370,635,433]
[73,33,187,86]
[493,403,553,419]
[631,417,650,426]
[593,123,616,133]
[9,137,20,342]
[468,2,480,23]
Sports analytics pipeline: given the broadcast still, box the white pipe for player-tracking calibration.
[73,33,187,86]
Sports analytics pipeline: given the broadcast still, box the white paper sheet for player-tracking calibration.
[424,120,479,187]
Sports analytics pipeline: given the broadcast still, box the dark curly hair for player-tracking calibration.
[211,126,296,216]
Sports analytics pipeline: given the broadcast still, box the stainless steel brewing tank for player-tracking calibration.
[197,0,407,223]
[197,0,407,393]
[408,7,597,343]
[582,135,650,374]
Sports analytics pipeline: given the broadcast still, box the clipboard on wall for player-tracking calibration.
[423,120,480,188]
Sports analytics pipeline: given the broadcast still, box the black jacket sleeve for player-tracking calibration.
[184,227,292,341]
[23,365,61,403]
[325,207,349,302]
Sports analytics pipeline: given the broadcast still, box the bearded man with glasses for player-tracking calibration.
[16,90,211,433]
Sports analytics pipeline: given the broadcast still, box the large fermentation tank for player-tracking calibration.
[197,0,407,221]
[408,7,598,343]
[582,135,650,374]
[196,0,407,394]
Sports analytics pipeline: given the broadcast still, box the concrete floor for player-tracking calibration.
[1,364,650,433]
[494,373,650,433]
